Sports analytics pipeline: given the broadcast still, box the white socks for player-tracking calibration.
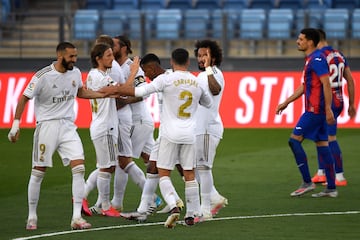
[137,173,159,213]
[197,169,213,214]
[185,180,200,217]
[159,176,177,210]
[84,168,98,198]
[111,165,128,209]
[124,161,146,189]
[28,169,45,220]
[97,171,112,210]
[71,165,86,220]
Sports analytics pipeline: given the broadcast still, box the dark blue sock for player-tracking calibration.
[329,140,343,173]
[317,146,336,189]
[288,138,311,183]
[317,150,325,171]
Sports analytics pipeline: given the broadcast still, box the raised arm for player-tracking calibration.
[203,49,221,95]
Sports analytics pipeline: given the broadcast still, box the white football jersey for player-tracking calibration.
[135,70,213,144]
[23,63,82,122]
[109,60,132,124]
[121,58,153,124]
[195,66,225,138]
[86,68,118,140]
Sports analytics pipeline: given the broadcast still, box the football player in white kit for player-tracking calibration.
[120,53,184,222]
[193,40,228,222]
[7,42,111,230]
[82,35,133,215]
[111,35,158,211]
[85,42,121,217]
[101,48,213,228]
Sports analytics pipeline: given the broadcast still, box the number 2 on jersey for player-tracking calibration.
[178,90,193,118]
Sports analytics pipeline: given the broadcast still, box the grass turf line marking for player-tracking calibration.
[13,210,360,240]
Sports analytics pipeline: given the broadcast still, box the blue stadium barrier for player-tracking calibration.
[222,0,248,9]
[73,9,100,40]
[352,8,360,38]
[101,10,127,37]
[304,0,333,9]
[166,0,193,10]
[277,0,303,10]
[333,0,360,10]
[113,0,139,10]
[239,9,266,39]
[323,8,349,39]
[248,0,275,10]
[267,9,294,39]
[155,9,182,39]
[211,9,239,39]
[194,0,222,9]
[86,0,113,10]
[183,9,210,39]
[139,0,166,10]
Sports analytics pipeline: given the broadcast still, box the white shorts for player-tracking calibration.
[196,134,220,168]
[118,122,133,157]
[157,137,195,171]
[150,137,180,164]
[93,134,119,169]
[32,119,84,168]
[130,120,155,158]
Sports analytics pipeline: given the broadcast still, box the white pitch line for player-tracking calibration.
[12,210,360,240]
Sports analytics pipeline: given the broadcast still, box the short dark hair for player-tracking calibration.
[114,35,133,54]
[90,43,111,68]
[194,39,223,67]
[317,29,326,41]
[56,42,76,53]
[171,48,189,65]
[140,53,161,66]
[300,28,320,47]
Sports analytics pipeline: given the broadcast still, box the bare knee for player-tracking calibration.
[118,156,132,169]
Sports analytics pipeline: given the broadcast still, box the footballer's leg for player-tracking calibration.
[27,167,46,230]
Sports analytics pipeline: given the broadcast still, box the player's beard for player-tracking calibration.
[62,58,74,71]
[198,62,205,71]
[114,51,122,62]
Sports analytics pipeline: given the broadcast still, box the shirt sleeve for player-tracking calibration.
[313,56,329,78]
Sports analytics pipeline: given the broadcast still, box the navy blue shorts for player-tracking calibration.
[292,111,328,142]
[327,105,343,136]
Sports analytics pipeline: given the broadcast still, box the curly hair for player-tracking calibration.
[194,39,223,67]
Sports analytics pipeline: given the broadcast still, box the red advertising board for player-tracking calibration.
[0,72,359,128]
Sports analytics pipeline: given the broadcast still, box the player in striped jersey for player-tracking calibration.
[311,29,357,186]
[276,28,337,198]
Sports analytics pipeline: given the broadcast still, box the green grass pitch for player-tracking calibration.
[1,128,359,240]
